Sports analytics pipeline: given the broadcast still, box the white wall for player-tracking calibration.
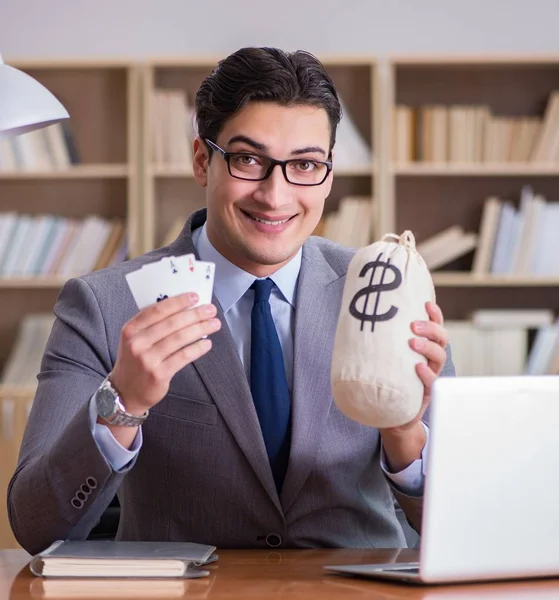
[1,0,559,59]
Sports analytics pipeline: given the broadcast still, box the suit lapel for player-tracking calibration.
[169,210,281,513]
[281,243,346,513]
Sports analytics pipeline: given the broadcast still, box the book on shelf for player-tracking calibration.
[151,88,196,166]
[391,89,559,164]
[0,213,126,278]
[1,313,55,386]
[0,121,79,172]
[29,539,217,579]
[446,311,559,377]
[473,185,559,277]
[313,196,374,248]
[416,226,478,271]
[334,97,373,169]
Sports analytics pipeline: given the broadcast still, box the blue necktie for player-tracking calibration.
[250,278,291,493]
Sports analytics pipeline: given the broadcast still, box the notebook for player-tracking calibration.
[29,540,218,579]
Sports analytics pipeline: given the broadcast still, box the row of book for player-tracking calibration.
[150,89,373,170]
[312,196,374,248]
[417,186,559,276]
[447,310,559,377]
[392,91,559,164]
[0,213,126,278]
[0,122,79,172]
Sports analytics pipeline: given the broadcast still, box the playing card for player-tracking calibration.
[125,260,179,310]
[125,254,215,311]
[173,256,216,307]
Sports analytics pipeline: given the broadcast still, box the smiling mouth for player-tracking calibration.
[241,209,296,226]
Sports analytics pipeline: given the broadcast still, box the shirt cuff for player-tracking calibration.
[88,395,142,472]
[380,422,429,497]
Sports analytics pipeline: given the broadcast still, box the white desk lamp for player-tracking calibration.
[0,53,69,138]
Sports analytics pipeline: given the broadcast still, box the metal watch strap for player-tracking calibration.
[103,376,149,427]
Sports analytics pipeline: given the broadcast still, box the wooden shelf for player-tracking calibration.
[0,164,131,180]
[334,165,376,176]
[0,277,68,289]
[392,163,559,176]
[433,273,559,287]
[151,165,193,178]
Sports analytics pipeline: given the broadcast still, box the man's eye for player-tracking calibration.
[293,160,317,172]
[233,154,259,166]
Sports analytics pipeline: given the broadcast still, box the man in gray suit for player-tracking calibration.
[8,47,454,555]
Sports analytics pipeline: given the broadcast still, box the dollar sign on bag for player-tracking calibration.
[349,253,402,332]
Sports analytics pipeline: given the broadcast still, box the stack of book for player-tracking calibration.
[446,310,559,377]
[392,91,559,164]
[417,226,478,271]
[313,197,374,248]
[0,213,126,278]
[0,122,79,171]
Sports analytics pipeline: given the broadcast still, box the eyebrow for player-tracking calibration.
[226,135,328,158]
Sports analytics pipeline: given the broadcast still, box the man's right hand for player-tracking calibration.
[99,292,221,448]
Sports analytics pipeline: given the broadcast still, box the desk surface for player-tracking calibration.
[3,548,559,599]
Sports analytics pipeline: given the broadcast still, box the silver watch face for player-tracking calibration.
[96,387,117,420]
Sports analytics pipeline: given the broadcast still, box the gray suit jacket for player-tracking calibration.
[8,209,455,555]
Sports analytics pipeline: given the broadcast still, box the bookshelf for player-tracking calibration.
[1,53,559,547]
[0,60,140,369]
[140,56,379,253]
[386,56,559,320]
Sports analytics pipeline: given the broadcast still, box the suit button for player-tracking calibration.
[86,477,98,489]
[71,497,84,509]
[265,533,282,548]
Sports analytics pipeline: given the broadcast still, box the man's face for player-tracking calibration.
[193,102,333,277]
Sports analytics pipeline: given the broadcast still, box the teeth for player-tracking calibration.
[249,214,289,225]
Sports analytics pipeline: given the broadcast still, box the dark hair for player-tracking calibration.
[195,47,342,153]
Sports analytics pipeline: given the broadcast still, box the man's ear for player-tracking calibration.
[192,137,209,187]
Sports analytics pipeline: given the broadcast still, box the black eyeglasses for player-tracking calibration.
[204,138,332,186]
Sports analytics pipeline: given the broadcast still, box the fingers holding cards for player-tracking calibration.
[141,302,221,359]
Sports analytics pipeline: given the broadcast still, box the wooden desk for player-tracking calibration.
[4,548,559,599]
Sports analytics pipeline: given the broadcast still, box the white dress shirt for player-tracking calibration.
[90,224,429,495]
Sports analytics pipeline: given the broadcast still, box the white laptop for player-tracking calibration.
[325,375,559,584]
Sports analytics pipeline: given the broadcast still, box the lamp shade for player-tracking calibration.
[0,53,69,139]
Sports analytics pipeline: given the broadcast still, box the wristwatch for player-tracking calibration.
[94,376,149,427]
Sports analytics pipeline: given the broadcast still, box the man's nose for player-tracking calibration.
[255,164,292,207]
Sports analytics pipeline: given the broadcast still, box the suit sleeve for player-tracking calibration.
[7,277,137,555]
[389,343,456,534]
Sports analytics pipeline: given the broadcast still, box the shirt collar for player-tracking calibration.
[192,223,301,314]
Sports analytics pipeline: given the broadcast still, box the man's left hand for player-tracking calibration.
[379,301,449,472]
[395,300,448,432]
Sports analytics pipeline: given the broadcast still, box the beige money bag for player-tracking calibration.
[331,231,435,428]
